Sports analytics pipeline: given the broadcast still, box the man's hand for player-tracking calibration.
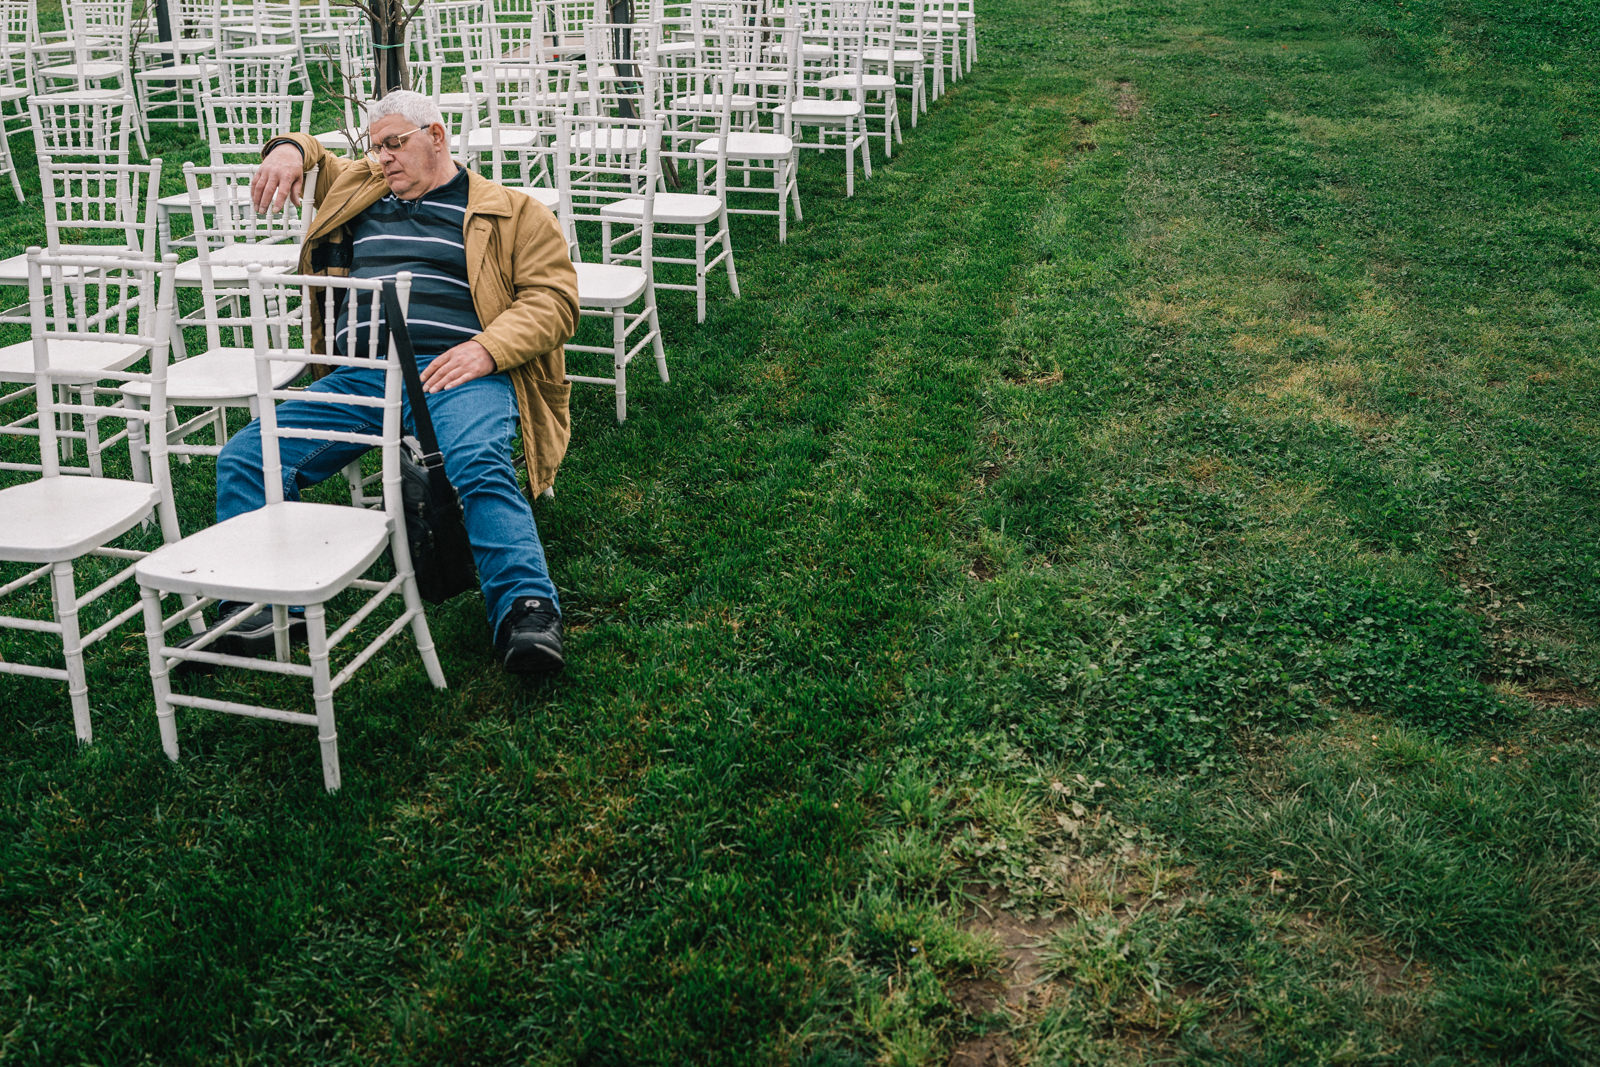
[420,339,496,393]
[252,144,306,213]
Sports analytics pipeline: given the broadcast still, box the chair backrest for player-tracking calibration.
[725,23,795,135]
[30,92,133,162]
[581,22,660,118]
[18,249,179,488]
[59,0,135,59]
[423,0,488,83]
[184,161,320,257]
[651,48,735,169]
[0,0,34,90]
[547,0,602,46]
[212,50,297,96]
[803,0,867,89]
[886,0,932,51]
[40,156,163,259]
[201,87,313,165]
[174,0,217,38]
[323,19,376,146]
[245,268,412,525]
[477,58,575,184]
[35,0,133,97]
[486,0,545,62]
[861,1,897,76]
[556,113,659,256]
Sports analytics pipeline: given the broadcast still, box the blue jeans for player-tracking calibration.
[216,359,559,636]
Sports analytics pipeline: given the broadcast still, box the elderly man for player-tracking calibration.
[191,90,579,676]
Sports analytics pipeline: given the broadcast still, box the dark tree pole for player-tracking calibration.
[337,0,420,94]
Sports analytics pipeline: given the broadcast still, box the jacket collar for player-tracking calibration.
[463,169,515,217]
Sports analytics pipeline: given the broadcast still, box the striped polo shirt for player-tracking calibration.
[336,166,483,360]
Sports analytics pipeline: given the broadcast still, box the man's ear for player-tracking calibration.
[431,122,449,149]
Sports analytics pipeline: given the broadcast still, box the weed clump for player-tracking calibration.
[1050,563,1507,770]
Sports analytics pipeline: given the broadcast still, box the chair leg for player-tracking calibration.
[305,604,340,793]
[51,562,91,744]
[777,160,791,244]
[722,213,740,300]
[141,585,180,761]
[844,125,855,197]
[400,578,447,689]
[125,396,151,483]
[647,292,667,384]
[271,604,294,662]
[694,224,707,323]
[613,309,628,423]
[790,156,804,223]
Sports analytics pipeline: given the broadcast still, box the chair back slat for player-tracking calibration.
[20,250,178,485]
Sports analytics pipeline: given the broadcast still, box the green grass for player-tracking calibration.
[3,0,1600,1063]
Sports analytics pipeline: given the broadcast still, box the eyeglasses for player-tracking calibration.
[365,127,424,159]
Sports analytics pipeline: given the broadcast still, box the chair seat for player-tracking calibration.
[32,87,127,105]
[788,100,864,121]
[38,61,126,81]
[134,61,217,80]
[176,246,298,285]
[0,85,26,103]
[0,246,133,287]
[574,261,647,307]
[312,129,363,153]
[573,128,646,151]
[123,347,308,404]
[462,127,541,150]
[136,37,216,56]
[737,69,791,87]
[220,44,298,60]
[765,42,832,60]
[135,500,393,602]
[159,185,222,211]
[863,48,924,64]
[601,193,721,226]
[506,185,560,209]
[0,478,162,564]
[666,93,756,112]
[694,132,793,159]
[818,73,897,91]
[694,132,795,160]
[0,337,145,384]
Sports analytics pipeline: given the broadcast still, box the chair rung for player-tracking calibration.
[162,645,312,677]
[166,691,319,726]
[0,614,62,634]
[0,660,69,682]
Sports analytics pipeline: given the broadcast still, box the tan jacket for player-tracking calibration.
[266,133,580,495]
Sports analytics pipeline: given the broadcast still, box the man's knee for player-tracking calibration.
[216,424,263,483]
[445,437,519,495]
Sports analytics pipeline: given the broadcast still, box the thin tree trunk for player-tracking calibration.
[370,0,410,94]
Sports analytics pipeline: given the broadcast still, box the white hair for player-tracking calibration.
[366,89,445,133]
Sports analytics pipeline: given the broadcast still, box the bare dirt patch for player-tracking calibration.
[1524,688,1597,709]
[947,885,1073,1067]
[948,1034,1014,1066]
[1115,80,1142,120]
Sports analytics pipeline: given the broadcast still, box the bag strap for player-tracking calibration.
[380,279,444,462]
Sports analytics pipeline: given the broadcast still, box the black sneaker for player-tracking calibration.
[495,597,564,677]
[173,601,307,674]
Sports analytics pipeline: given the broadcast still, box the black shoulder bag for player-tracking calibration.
[381,281,478,605]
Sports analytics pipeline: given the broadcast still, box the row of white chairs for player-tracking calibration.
[0,252,442,792]
[0,0,980,788]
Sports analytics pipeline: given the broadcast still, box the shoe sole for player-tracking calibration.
[172,617,308,675]
[502,642,565,677]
